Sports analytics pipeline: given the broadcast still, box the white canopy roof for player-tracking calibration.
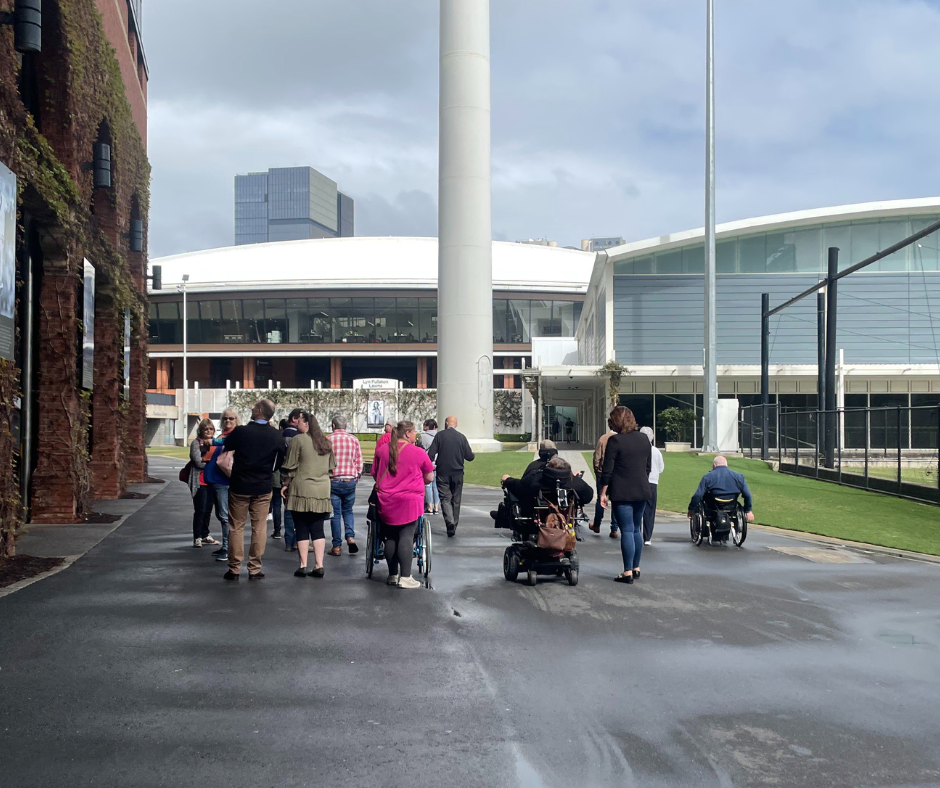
[150,237,595,295]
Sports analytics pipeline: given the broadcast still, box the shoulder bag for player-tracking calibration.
[216,450,234,478]
[178,463,191,484]
[537,501,570,552]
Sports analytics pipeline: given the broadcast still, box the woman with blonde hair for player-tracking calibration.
[204,407,240,561]
[598,406,651,584]
[371,421,434,589]
[281,412,335,577]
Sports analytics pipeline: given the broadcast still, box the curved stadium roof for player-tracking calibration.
[150,237,596,295]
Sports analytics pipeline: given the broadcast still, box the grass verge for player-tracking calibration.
[464,451,534,488]
[146,446,190,461]
[584,451,940,556]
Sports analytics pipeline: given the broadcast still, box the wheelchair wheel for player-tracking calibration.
[503,546,519,581]
[732,509,747,547]
[422,517,432,583]
[566,568,578,586]
[527,569,538,586]
[365,520,376,579]
[690,511,705,546]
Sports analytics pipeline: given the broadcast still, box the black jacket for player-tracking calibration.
[522,447,558,479]
[428,427,475,477]
[599,431,651,503]
[504,465,594,510]
[223,422,286,496]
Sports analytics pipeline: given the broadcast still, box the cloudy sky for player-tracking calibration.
[145,0,940,258]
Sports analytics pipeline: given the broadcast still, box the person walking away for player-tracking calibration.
[281,409,303,552]
[640,427,664,544]
[591,419,620,538]
[418,419,439,514]
[327,415,362,557]
[428,415,475,537]
[204,408,239,561]
[599,406,651,584]
[376,422,394,450]
[372,421,434,589]
[281,412,335,577]
[188,419,219,548]
[222,399,286,581]
[551,416,560,441]
[565,418,574,444]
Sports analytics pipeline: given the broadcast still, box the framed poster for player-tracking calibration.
[0,162,16,361]
[367,399,385,428]
[82,259,95,390]
[123,308,131,397]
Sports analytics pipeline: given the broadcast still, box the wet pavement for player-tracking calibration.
[1,456,939,787]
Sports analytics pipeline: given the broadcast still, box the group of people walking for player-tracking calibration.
[184,400,475,589]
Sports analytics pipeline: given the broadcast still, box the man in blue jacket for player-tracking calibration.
[687,456,755,522]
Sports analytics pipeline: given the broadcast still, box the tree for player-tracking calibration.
[658,407,696,443]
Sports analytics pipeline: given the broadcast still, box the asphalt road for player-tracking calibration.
[1,456,939,787]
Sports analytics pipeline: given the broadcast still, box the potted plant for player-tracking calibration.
[658,407,695,452]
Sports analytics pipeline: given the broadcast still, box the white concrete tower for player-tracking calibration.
[437,0,498,448]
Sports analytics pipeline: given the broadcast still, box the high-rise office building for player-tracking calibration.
[235,166,354,245]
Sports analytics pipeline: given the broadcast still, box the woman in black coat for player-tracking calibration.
[599,406,651,584]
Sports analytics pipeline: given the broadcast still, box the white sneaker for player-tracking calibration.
[387,574,399,586]
[644,540,652,545]
[202,536,219,546]
[397,576,421,590]
[193,538,202,548]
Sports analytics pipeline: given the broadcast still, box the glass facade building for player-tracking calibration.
[234,166,354,245]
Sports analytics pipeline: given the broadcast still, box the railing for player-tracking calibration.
[739,404,940,505]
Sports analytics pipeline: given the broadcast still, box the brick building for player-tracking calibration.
[0,0,151,555]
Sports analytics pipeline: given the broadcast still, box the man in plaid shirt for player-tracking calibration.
[328,415,363,556]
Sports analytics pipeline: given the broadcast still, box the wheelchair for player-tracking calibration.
[365,513,432,588]
[690,496,747,547]
[498,484,584,587]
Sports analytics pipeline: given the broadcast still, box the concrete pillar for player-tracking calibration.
[438,0,499,450]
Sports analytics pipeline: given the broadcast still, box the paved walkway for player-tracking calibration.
[2,456,939,787]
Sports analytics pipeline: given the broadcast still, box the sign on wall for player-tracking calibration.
[353,378,398,390]
[0,162,16,361]
[367,399,385,428]
[82,259,95,390]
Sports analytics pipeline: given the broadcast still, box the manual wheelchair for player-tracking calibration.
[689,496,747,547]
[365,513,432,588]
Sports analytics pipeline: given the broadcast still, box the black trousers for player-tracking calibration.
[643,483,658,542]
[192,485,213,540]
[437,474,464,530]
[384,519,418,577]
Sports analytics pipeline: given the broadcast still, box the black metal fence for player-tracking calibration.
[739,404,940,505]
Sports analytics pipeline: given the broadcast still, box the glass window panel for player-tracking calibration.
[824,224,852,272]
[309,298,332,342]
[851,222,880,266]
[613,259,634,275]
[682,245,704,274]
[739,234,767,273]
[220,300,244,342]
[285,298,308,343]
[374,297,395,342]
[656,249,682,274]
[716,239,736,273]
[331,297,352,342]
[843,393,868,450]
[792,227,822,272]
[911,394,940,449]
[242,299,264,343]
[507,299,530,342]
[632,256,653,274]
[912,218,940,272]
[764,232,793,273]
[530,300,554,337]
[263,299,286,343]
[870,393,909,449]
[492,299,509,343]
[396,298,419,342]
[418,298,437,343]
[156,302,179,344]
[185,301,201,344]
[199,301,222,344]
[573,301,583,331]
[878,219,911,272]
[556,301,576,336]
[148,302,159,343]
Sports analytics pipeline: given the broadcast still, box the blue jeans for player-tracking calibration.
[211,484,230,550]
[425,470,439,507]
[612,501,645,573]
[330,479,358,547]
[593,499,618,531]
[283,509,296,548]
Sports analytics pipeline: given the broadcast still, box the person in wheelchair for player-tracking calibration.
[493,456,593,530]
[687,456,755,540]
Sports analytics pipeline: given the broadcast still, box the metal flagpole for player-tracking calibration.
[182,273,189,441]
[703,0,718,451]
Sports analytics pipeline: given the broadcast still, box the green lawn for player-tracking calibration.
[146,446,190,460]
[584,451,940,556]
[464,451,534,488]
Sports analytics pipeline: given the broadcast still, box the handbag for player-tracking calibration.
[367,486,379,524]
[216,450,234,478]
[537,502,570,552]
[178,463,191,484]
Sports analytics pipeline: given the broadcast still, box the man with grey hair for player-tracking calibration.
[221,399,286,580]
[639,427,665,544]
[328,414,363,556]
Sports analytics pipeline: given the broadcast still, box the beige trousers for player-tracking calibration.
[227,491,272,575]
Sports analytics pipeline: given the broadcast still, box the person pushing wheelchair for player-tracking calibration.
[687,455,755,527]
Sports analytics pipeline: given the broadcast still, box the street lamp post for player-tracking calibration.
[181,273,189,441]
[703,0,719,452]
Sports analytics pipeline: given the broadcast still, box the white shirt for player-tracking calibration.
[649,445,665,485]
